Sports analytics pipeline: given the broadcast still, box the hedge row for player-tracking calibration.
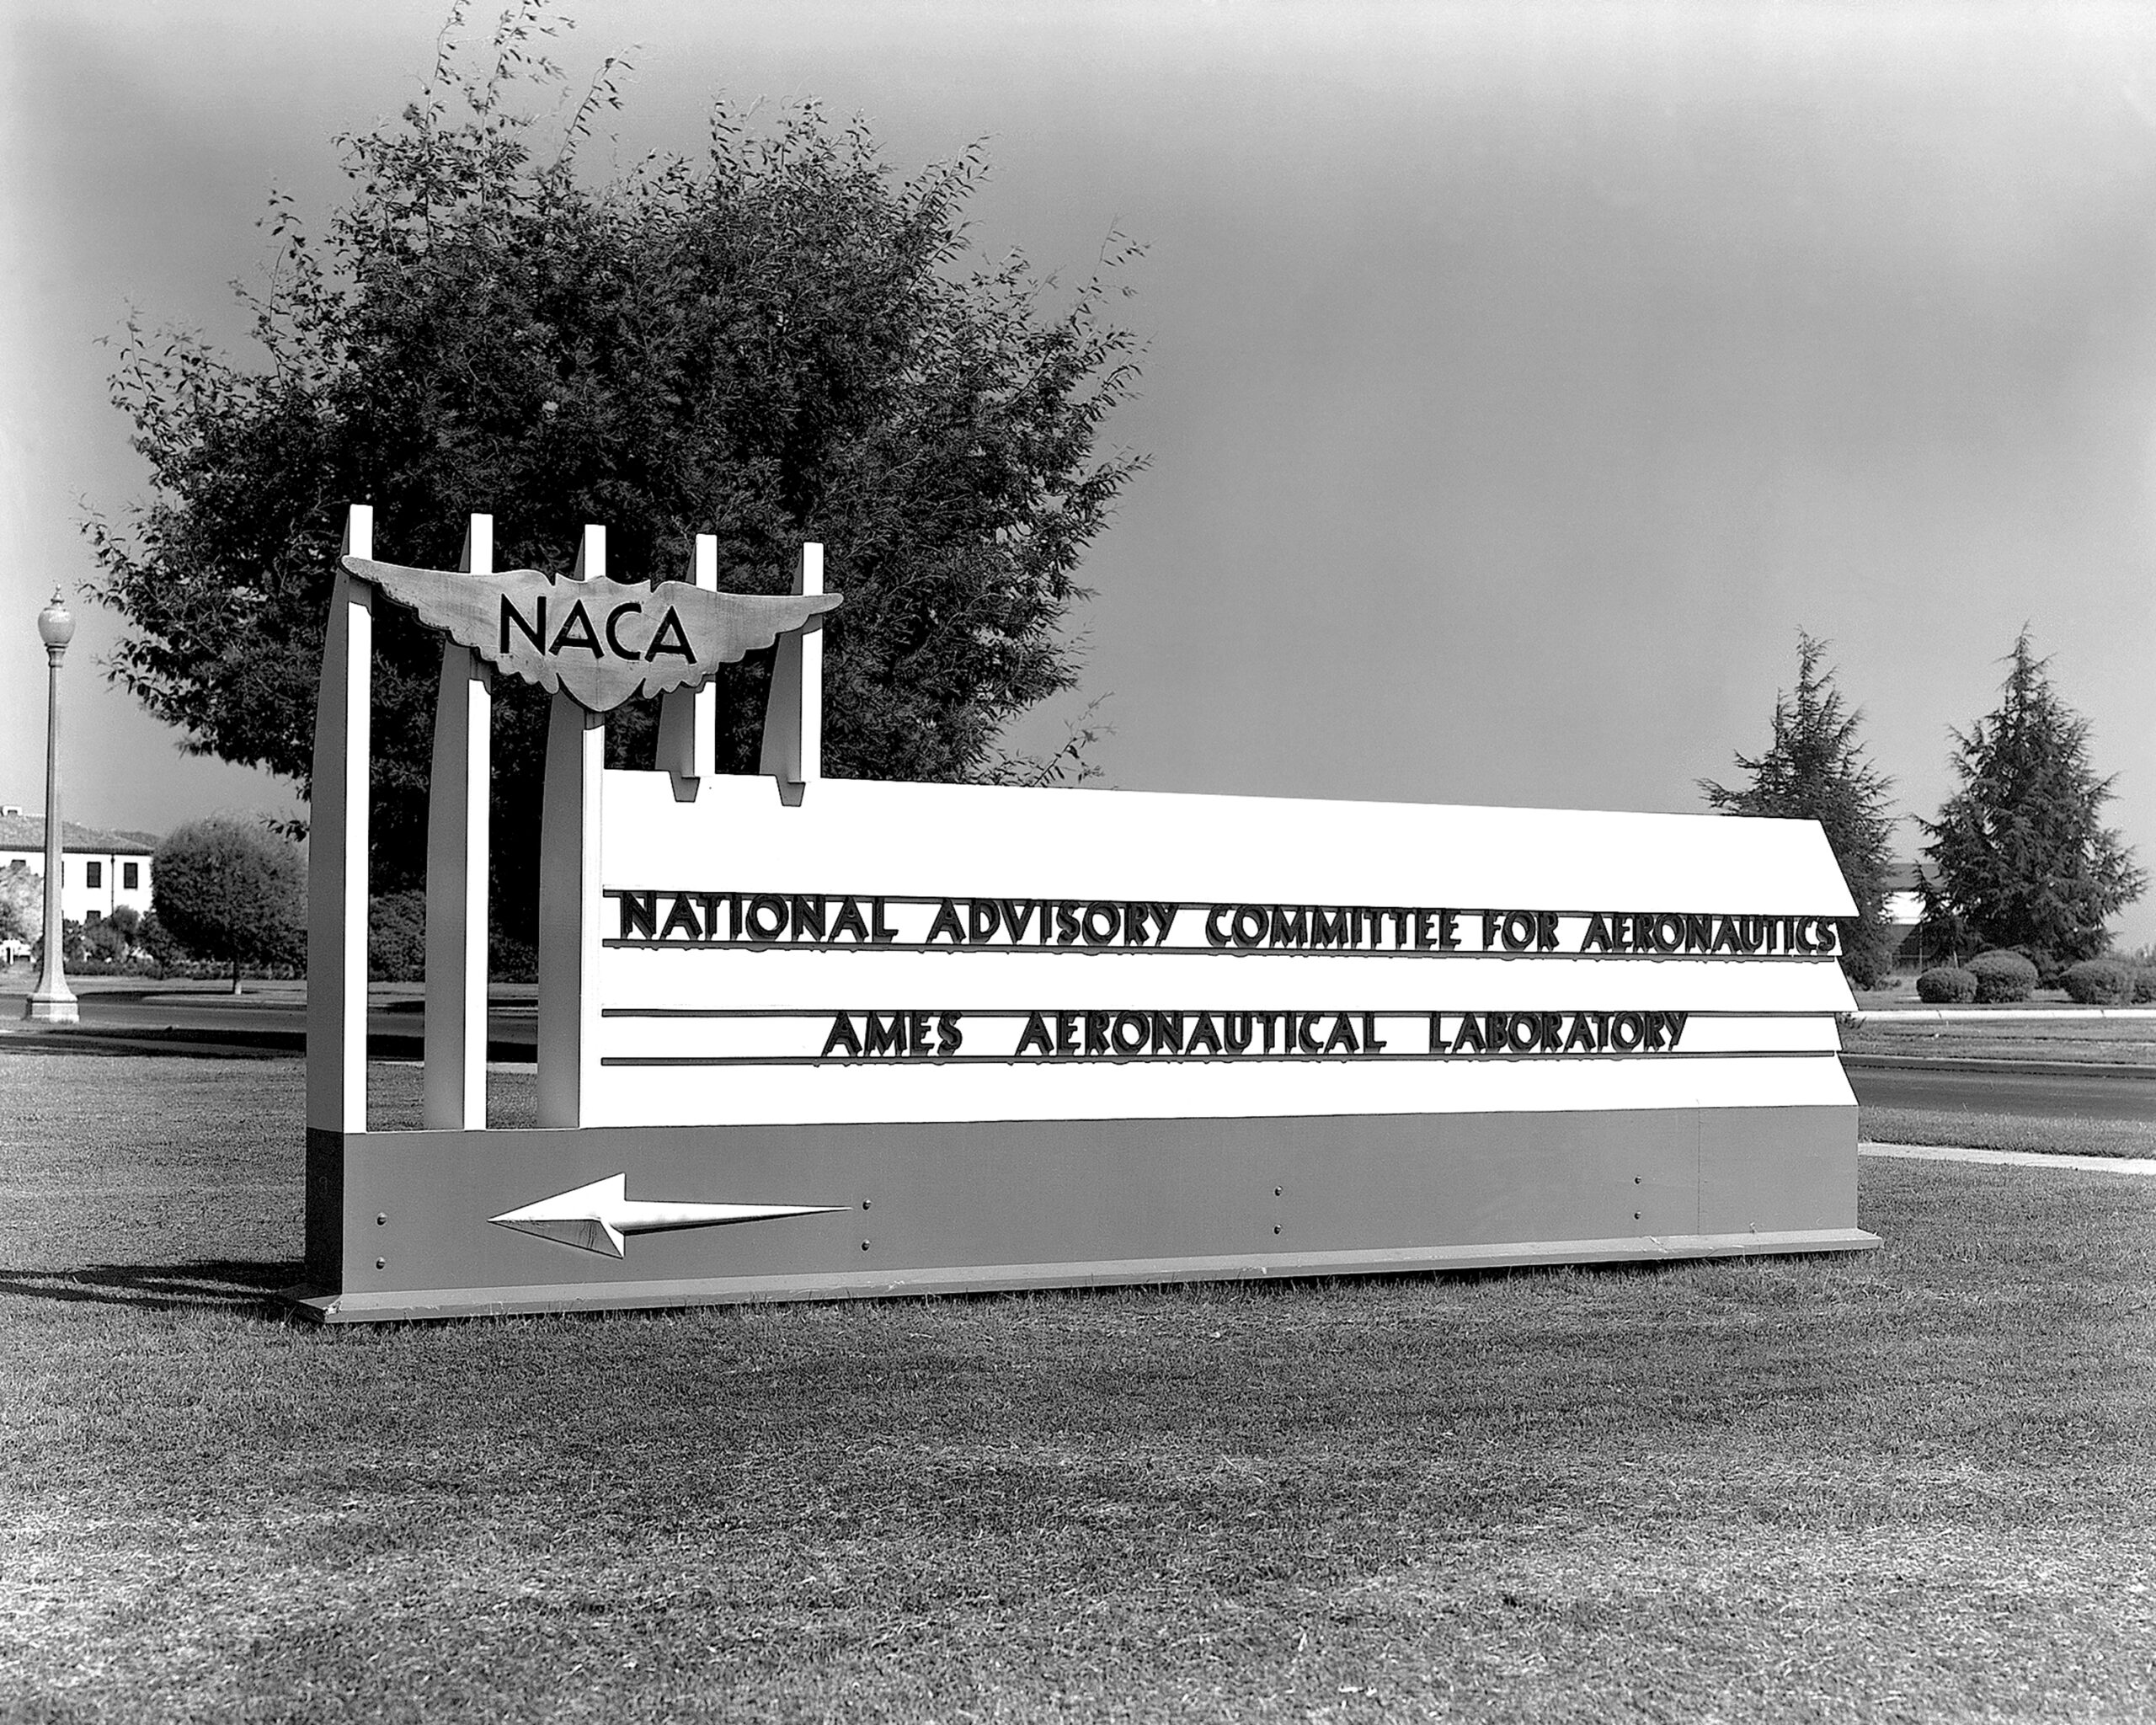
[1914,956,2156,1006]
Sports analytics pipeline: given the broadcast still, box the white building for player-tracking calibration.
[1883,862,1925,937]
[0,808,157,926]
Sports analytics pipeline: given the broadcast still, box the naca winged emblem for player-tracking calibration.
[341,556,841,715]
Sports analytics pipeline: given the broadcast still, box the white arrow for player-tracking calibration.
[488,1172,850,1258]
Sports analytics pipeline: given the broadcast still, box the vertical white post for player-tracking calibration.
[304,505,371,1285]
[759,541,824,804]
[656,533,719,791]
[537,524,606,1129]
[307,505,372,1136]
[799,542,823,785]
[422,513,494,1130]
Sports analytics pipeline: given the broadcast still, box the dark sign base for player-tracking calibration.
[289,1103,1872,1324]
[290,1228,1877,1324]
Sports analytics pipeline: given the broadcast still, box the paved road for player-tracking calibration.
[1844,1061,2156,1123]
[0,983,536,1060]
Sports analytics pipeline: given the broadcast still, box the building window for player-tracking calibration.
[86,909,101,924]
[86,861,103,889]
[124,862,139,890]
[6,859,21,873]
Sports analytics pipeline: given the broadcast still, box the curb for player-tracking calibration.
[1849,1007,2156,1023]
[1843,1053,2156,1081]
[1860,1140,2156,1175]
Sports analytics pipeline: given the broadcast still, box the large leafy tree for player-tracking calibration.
[152,817,307,994]
[88,4,1143,953]
[1699,633,1899,987]
[1917,632,2143,966]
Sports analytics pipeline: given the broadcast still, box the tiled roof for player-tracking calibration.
[0,813,159,855]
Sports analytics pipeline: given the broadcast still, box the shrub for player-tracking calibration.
[57,953,163,977]
[2014,946,2065,989]
[136,910,187,971]
[0,868,40,944]
[152,817,306,992]
[488,927,538,985]
[143,956,302,982]
[368,890,428,983]
[1916,966,1977,1004]
[2134,969,2156,1004]
[2063,959,2134,1006]
[1967,949,2039,1003]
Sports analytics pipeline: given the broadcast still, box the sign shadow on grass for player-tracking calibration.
[0,1258,304,1316]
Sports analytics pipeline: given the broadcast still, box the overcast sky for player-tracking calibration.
[6,1,2156,941]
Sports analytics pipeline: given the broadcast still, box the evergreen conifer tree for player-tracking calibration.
[1700,633,1898,987]
[1916,632,2143,968]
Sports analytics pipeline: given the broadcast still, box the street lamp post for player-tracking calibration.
[24,590,77,1024]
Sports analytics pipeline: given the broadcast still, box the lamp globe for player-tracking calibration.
[37,591,74,654]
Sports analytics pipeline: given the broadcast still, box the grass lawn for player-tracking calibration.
[1844,1013,2156,1069]
[3,1054,2154,1722]
[1862,1106,2156,1162]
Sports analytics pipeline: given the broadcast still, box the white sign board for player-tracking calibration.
[575,774,1856,1130]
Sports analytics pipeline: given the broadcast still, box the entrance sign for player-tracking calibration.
[296,505,1875,1323]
